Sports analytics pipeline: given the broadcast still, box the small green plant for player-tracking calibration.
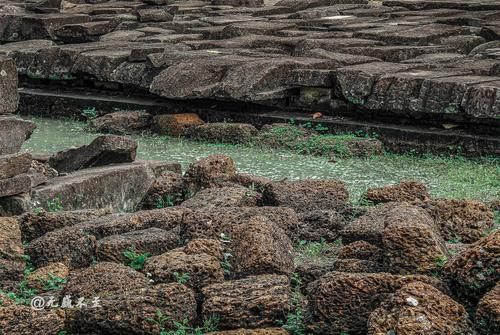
[42,273,66,291]
[147,310,219,335]
[435,254,448,269]
[81,106,98,119]
[220,252,233,277]
[282,273,306,335]
[314,123,329,133]
[123,247,151,270]
[46,197,63,212]
[154,195,175,209]
[173,272,190,285]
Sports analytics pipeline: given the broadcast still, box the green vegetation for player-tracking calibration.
[81,107,98,120]
[173,272,190,285]
[282,273,308,335]
[0,255,37,305]
[46,197,64,212]
[154,195,175,209]
[123,247,151,270]
[23,117,500,203]
[41,273,66,291]
[295,239,334,265]
[147,310,219,335]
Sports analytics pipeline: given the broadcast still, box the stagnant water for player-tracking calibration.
[22,117,499,203]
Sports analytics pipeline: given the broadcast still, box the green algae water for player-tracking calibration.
[22,117,499,203]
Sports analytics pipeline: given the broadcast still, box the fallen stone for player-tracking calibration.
[48,134,137,173]
[475,282,500,335]
[144,249,224,289]
[0,153,32,180]
[297,210,345,242]
[88,110,152,134]
[232,216,294,277]
[0,173,32,198]
[182,206,300,241]
[137,8,173,22]
[183,154,237,193]
[443,231,499,308]
[263,179,349,212]
[0,116,36,155]
[202,275,291,329]
[364,180,430,204]
[141,171,185,209]
[367,281,474,335]
[306,272,447,335]
[0,57,19,114]
[181,186,261,209]
[152,113,204,136]
[425,199,494,243]
[63,262,149,299]
[67,283,197,334]
[185,122,259,144]
[383,203,448,275]
[0,217,23,261]
[96,227,180,263]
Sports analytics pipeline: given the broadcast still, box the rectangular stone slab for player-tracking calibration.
[0,174,32,198]
[0,116,36,155]
[0,57,19,114]
[0,153,32,180]
[31,161,178,212]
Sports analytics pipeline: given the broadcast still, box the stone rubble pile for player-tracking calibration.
[0,152,498,334]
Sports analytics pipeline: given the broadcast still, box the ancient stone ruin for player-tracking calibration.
[0,0,499,334]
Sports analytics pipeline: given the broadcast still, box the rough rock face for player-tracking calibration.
[88,110,152,134]
[0,116,36,155]
[153,113,204,136]
[367,281,474,335]
[475,282,500,335]
[67,283,197,334]
[0,57,19,114]
[184,238,224,260]
[31,162,162,212]
[181,186,261,209]
[144,249,224,289]
[297,210,345,242]
[48,134,138,173]
[443,231,500,308]
[263,179,349,212]
[186,122,259,144]
[382,203,448,275]
[63,262,149,299]
[184,154,237,193]
[202,275,291,329]
[182,206,299,241]
[0,295,66,335]
[364,180,430,204]
[232,216,294,277]
[19,208,111,241]
[0,217,23,260]
[26,262,69,291]
[141,171,185,209]
[0,173,32,197]
[338,240,383,262]
[340,203,399,247]
[425,199,494,243]
[306,272,446,335]
[96,227,180,263]
[0,153,32,180]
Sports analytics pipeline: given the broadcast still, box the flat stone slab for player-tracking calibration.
[0,57,19,114]
[0,152,32,180]
[0,116,36,155]
[31,161,180,212]
[0,173,31,198]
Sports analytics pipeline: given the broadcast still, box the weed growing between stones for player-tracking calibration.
[0,255,36,305]
[282,273,308,335]
[41,273,66,291]
[81,106,98,120]
[154,195,175,209]
[46,196,64,212]
[173,272,190,285]
[294,238,336,265]
[147,310,219,335]
[123,247,151,271]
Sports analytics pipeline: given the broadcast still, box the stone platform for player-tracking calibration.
[1,0,499,141]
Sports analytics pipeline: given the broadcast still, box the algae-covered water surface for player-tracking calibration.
[22,117,499,203]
